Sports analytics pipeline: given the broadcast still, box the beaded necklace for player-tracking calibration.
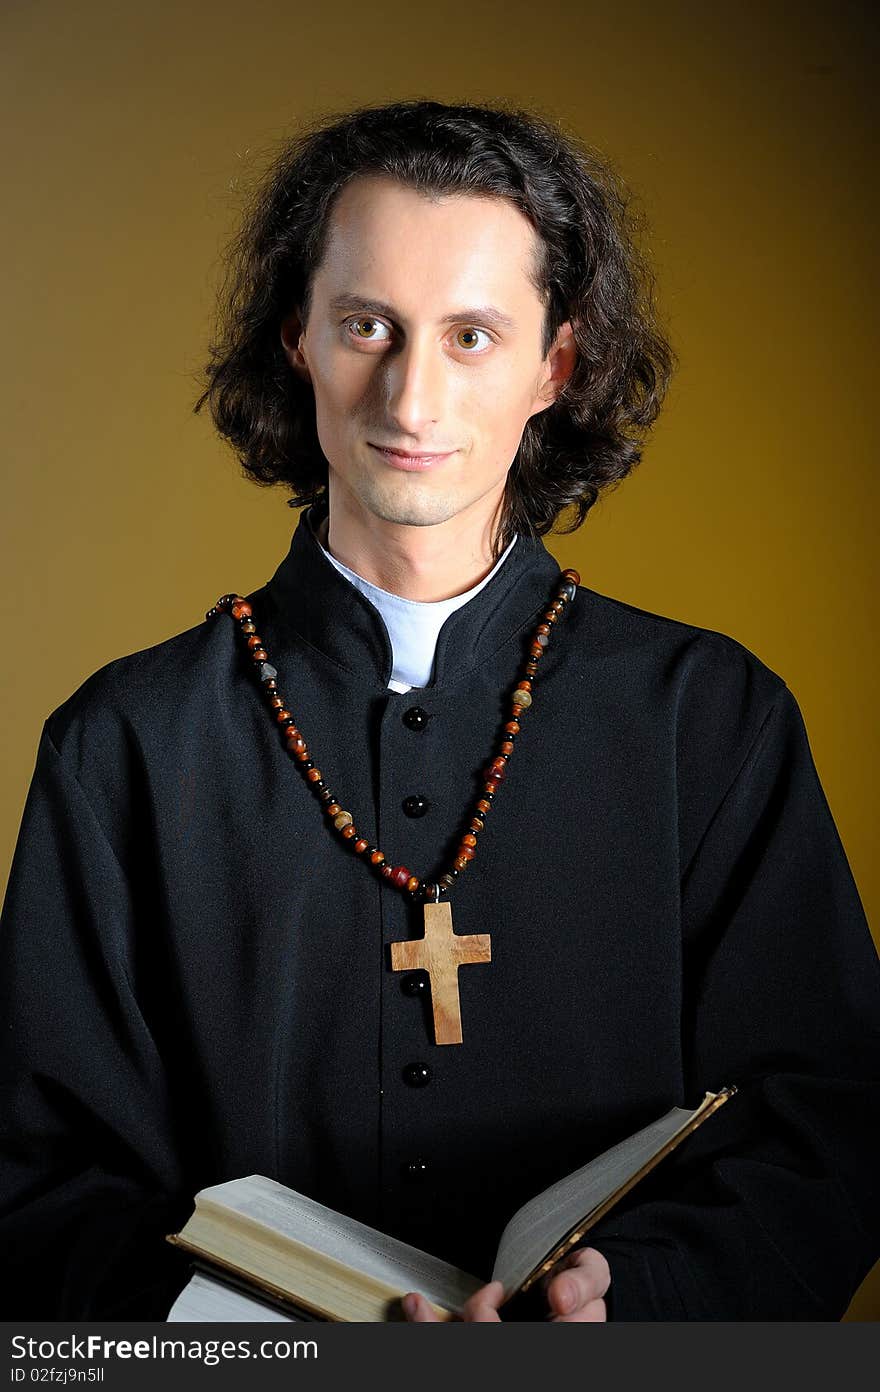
[207,564,580,1046]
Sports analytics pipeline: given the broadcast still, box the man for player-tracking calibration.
[1,99,878,1323]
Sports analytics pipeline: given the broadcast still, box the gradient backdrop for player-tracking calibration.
[2,0,876,1318]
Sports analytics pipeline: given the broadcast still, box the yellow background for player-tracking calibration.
[1,0,876,1318]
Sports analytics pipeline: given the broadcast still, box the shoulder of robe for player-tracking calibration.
[572,580,791,787]
[42,590,260,792]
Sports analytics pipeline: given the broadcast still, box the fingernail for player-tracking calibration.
[402,1293,418,1318]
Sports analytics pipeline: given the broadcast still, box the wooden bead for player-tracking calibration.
[241,621,256,634]
[453,855,470,872]
[516,680,532,692]
[457,845,475,862]
[326,802,342,817]
[406,875,421,893]
[470,817,484,832]
[504,721,521,735]
[380,864,395,880]
[562,568,581,585]
[294,749,310,761]
[269,696,284,709]
[231,601,252,620]
[390,865,412,890]
[275,709,292,723]
[341,824,358,840]
[306,768,322,783]
[370,850,386,865]
[354,838,370,853]
[462,833,477,848]
[476,798,492,814]
[333,811,353,830]
[500,741,514,755]
[536,624,551,636]
[246,635,263,650]
[252,648,268,661]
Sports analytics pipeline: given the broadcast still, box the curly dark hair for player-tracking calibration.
[194,97,676,556]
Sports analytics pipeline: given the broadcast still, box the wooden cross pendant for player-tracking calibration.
[389,901,491,1045]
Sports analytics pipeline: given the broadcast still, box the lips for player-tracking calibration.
[369,444,457,472]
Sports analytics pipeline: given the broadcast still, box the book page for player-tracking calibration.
[492,1105,695,1293]
[197,1176,483,1312]
[168,1272,298,1323]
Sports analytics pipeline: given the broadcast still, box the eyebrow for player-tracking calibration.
[327,292,517,333]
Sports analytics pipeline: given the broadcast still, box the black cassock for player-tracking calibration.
[2,504,878,1320]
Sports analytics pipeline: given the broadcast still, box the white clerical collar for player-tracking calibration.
[313,520,519,693]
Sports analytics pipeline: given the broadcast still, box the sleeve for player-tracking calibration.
[0,721,195,1318]
[586,682,880,1320]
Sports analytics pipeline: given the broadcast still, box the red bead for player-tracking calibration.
[476,799,492,814]
[462,833,477,848]
[469,817,484,832]
[354,838,369,853]
[504,721,520,735]
[231,601,252,620]
[306,768,322,783]
[390,865,411,890]
[562,568,581,585]
[453,855,470,872]
[516,680,532,692]
[536,624,551,636]
[500,741,514,755]
[457,845,475,862]
[276,709,292,723]
[252,648,268,661]
[370,850,385,866]
[327,802,341,817]
[341,824,358,839]
[380,864,394,880]
[246,635,263,650]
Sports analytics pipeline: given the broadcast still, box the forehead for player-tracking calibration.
[312,173,544,308]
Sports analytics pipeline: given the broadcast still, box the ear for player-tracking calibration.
[528,320,576,418]
[280,308,312,384]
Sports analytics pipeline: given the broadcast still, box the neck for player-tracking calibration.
[320,479,509,602]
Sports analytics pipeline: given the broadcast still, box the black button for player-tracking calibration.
[403,1062,432,1087]
[401,1158,429,1180]
[402,794,429,818]
[401,972,429,996]
[403,706,429,732]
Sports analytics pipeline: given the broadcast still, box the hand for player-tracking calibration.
[401,1246,611,1322]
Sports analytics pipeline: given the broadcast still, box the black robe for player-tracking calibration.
[2,504,878,1320]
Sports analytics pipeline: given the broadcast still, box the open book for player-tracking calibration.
[166,1086,736,1322]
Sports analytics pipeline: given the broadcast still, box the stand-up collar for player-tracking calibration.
[262,503,564,692]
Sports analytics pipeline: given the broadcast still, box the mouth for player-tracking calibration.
[368,443,458,473]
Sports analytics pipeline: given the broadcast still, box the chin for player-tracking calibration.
[357,478,463,530]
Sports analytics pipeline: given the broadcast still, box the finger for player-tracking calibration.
[402,1292,442,1321]
[461,1278,505,1322]
[546,1248,611,1318]
[549,1296,608,1324]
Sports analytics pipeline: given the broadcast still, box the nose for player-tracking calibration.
[382,332,445,435]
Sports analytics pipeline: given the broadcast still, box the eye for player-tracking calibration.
[454,327,492,352]
[346,317,392,342]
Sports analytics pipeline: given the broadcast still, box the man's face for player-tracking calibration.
[281,173,573,532]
